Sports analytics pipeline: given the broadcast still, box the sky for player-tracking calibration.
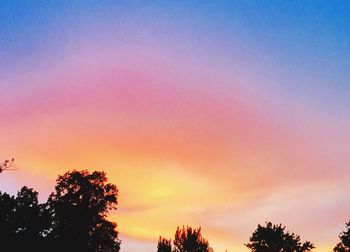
[1,1,350,251]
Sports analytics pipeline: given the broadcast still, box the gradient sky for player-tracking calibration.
[1,1,350,251]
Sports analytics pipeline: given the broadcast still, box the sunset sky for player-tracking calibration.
[1,1,350,251]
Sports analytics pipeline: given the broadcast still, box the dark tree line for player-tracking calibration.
[0,170,120,252]
[158,223,314,252]
[156,221,350,252]
[1,168,350,252]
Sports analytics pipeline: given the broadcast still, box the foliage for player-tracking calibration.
[334,222,350,252]
[0,186,48,252]
[157,236,172,252]
[47,170,120,252]
[246,222,314,252]
[0,170,120,252]
[172,226,212,252]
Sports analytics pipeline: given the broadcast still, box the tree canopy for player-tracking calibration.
[158,226,213,252]
[0,186,48,252]
[246,222,314,252]
[157,236,172,252]
[47,170,120,252]
[334,222,350,252]
[0,170,120,252]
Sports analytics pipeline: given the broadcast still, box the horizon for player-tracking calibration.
[1,1,350,251]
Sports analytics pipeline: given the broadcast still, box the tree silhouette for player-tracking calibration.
[0,190,16,249]
[334,222,350,252]
[157,236,172,252]
[172,226,213,252]
[47,170,120,252]
[0,186,49,252]
[12,187,50,252]
[246,222,314,252]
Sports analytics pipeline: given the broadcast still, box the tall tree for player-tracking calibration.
[47,170,120,252]
[157,236,172,252]
[173,226,212,252]
[13,187,49,251]
[246,222,314,252]
[334,222,350,252]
